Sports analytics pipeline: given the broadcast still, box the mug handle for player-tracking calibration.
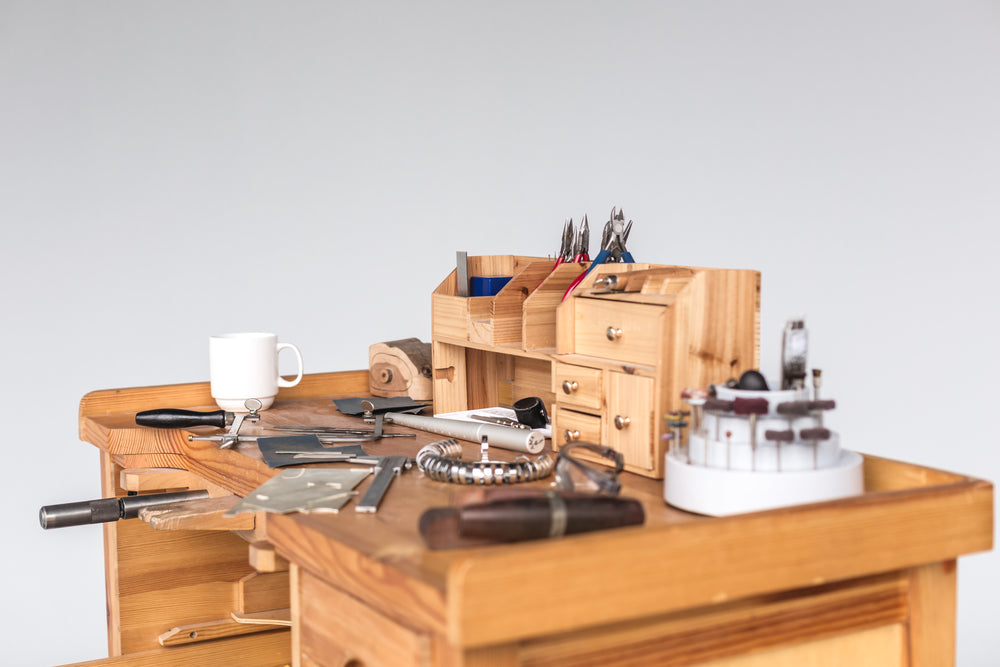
[276,343,304,387]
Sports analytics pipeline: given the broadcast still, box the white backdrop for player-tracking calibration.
[2,2,997,664]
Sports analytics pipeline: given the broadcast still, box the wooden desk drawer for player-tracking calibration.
[553,407,602,448]
[553,362,603,411]
[573,299,664,366]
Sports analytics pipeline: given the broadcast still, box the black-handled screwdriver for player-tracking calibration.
[135,408,233,429]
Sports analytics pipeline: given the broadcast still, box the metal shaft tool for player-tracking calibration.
[380,412,545,454]
[40,490,210,529]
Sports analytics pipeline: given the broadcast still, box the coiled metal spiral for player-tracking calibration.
[416,439,554,485]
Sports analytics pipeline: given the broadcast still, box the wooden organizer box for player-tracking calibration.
[432,257,761,478]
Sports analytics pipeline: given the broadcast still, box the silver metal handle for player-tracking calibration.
[614,415,631,430]
[562,380,579,394]
[606,327,623,341]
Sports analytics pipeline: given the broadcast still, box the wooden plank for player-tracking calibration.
[433,340,469,414]
[290,564,302,665]
[158,618,287,647]
[100,452,123,656]
[119,580,249,651]
[465,348,511,409]
[511,356,554,415]
[112,516,257,654]
[232,608,293,626]
[249,540,290,573]
[447,479,993,647]
[432,292,477,341]
[697,624,905,667]
[238,571,290,614]
[119,467,216,494]
[490,260,556,345]
[79,370,370,418]
[265,511,451,636]
[518,572,907,666]
[138,495,254,531]
[523,262,589,351]
[864,454,965,492]
[55,631,290,667]
[298,568,432,667]
[668,268,761,399]
[906,560,957,667]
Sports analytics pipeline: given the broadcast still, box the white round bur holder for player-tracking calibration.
[664,450,864,517]
[663,382,864,517]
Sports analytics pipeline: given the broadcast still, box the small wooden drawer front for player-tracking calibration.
[553,362,603,411]
[573,299,664,366]
[607,372,656,470]
[553,406,602,448]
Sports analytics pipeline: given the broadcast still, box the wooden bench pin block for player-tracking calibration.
[369,337,433,401]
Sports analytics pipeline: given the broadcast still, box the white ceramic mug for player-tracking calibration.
[209,332,303,411]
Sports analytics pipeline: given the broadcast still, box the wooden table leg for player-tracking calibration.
[906,560,957,667]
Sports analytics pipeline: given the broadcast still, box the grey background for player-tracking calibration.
[2,1,997,664]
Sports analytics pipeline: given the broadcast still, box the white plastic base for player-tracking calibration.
[663,450,864,516]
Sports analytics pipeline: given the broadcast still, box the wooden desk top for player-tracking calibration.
[79,371,993,649]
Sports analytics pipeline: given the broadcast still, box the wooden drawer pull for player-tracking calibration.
[606,327,623,341]
[562,380,579,394]
[614,415,631,430]
[564,429,581,442]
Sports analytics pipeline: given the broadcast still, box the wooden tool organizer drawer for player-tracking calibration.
[572,298,666,366]
[606,372,656,470]
[553,405,603,445]
[553,361,603,411]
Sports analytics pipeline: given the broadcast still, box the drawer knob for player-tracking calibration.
[614,415,631,430]
[564,429,581,442]
[606,327,623,341]
[562,380,579,394]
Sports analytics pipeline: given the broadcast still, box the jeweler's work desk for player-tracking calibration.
[70,370,993,667]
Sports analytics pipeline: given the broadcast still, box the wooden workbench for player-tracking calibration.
[67,370,992,667]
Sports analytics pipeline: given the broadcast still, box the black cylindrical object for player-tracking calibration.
[457,495,644,542]
[135,408,229,429]
[512,396,549,429]
[39,490,210,529]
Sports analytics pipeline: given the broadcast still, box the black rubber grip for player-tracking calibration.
[135,408,227,429]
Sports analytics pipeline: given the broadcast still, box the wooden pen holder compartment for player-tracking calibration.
[432,255,557,348]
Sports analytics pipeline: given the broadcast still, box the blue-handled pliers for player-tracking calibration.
[586,207,633,274]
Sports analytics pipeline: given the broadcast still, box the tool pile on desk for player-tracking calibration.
[40,206,649,547]
[39,390,645,548]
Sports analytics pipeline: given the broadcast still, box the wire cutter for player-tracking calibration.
[588,207,633,272]
[562,208,635,300]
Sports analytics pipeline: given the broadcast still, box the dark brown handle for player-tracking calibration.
[457,496,645,542]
